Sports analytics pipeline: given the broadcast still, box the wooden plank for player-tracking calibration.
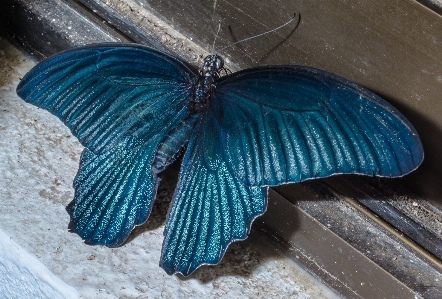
[257,189,421,299]
[276,182,442,298]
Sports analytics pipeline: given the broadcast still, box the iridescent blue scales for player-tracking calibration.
[17,43,423,276]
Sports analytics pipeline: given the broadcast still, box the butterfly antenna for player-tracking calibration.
[215,12,298,55]
[212,21,222,54]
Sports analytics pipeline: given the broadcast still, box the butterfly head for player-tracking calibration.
[199,55,224,77]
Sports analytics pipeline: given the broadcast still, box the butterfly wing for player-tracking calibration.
[17,44,198,247]
[69,136,160,246]
[69,117,199,247]
[160,113,267,275]
[17,43,195,154]
[212,65,424,186]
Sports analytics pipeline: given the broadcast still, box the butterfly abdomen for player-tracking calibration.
[152,114,199,174]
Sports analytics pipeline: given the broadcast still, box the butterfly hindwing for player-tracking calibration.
[213,66,423,186]
[17,43,195,154]
[68,108,199,247]
[68,137,162,246]
[160,113,267,275]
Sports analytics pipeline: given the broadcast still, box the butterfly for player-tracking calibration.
[16,42,423,276]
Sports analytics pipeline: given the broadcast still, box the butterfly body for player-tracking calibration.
[153,55,224,173]
[17,43,423,276]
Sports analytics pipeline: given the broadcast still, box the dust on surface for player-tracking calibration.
[0,37,29,86]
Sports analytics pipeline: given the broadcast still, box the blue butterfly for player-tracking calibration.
[17,43,423,276]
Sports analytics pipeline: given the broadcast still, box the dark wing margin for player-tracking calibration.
[213,65,424,187]
[160,115,267,276]
[17,43,196,154]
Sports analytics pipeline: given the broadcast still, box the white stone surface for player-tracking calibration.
[0,229,79,299]
[0,37,339,298]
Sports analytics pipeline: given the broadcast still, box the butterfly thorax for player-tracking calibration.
[189,54,224,114]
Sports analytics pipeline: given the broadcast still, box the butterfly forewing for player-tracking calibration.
[17,44,199,248]
[213,66,423,187]
[17,43,195,154]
